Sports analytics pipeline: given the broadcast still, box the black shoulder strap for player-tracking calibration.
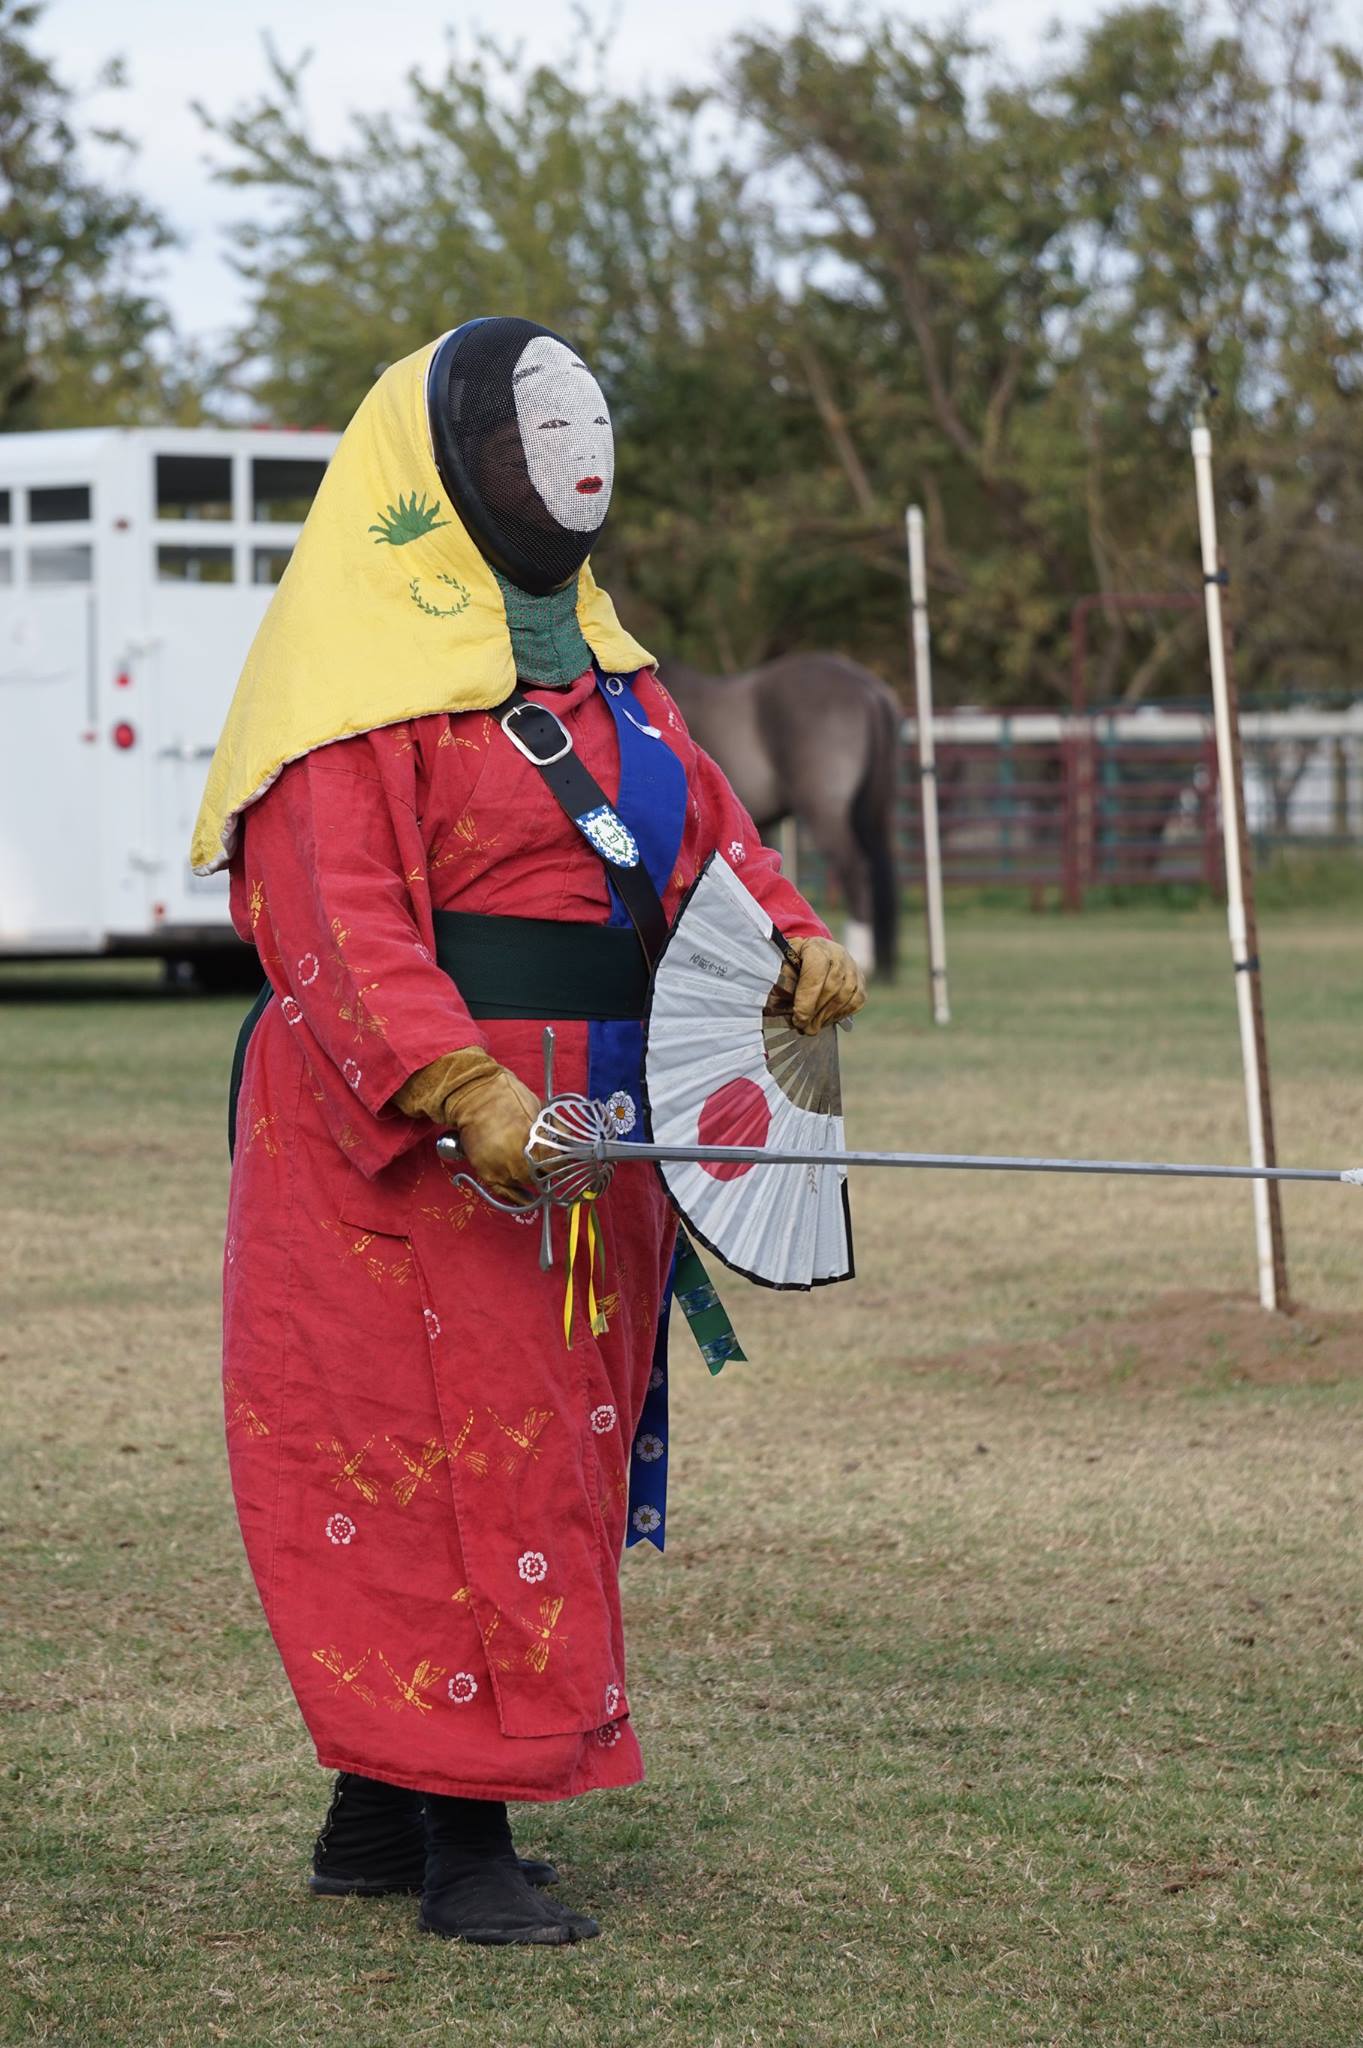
[495,689,742,1370]
[496,687,670,963]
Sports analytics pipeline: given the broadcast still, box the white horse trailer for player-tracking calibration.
[0,426,337,980]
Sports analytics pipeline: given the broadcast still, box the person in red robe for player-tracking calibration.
[196,317,866,1945]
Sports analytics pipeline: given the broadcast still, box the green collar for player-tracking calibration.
[494,570,594,689]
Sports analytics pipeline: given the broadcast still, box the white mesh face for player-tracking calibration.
[513,335,614,534]
[429,317,615,593]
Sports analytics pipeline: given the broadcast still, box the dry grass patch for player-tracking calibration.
[3,912,1362,2045]
[908,1287,1363,1394]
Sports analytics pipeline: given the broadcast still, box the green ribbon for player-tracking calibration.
[672,1231,746,1375]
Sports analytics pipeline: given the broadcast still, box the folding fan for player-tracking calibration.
[640,852,854,1288]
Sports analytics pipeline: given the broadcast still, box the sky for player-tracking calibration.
[43,0,1104,344]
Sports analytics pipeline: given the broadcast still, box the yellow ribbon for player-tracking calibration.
[563,1193,610,1346]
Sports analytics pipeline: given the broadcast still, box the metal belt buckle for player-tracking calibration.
[501,699,573,766]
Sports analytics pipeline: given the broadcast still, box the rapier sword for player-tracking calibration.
[436,1112,1361,1199]
[433,1031,1360,1269]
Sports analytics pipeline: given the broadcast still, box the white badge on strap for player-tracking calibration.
[576,804,640,868]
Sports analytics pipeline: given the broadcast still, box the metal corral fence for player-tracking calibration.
[893,705,1363,905]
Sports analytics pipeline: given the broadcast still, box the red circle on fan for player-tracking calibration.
[696,1078,771,1180]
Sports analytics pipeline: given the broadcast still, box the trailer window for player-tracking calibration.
[252,544,293,585]
[0,490,10,524]
[29,484,91,523]
[252,457,326,523]
[157,544,234,584]
[0,550,12,585]
[29,542,93,585]
[156,454,232,522]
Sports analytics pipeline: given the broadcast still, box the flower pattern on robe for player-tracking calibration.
[604,1090,637,1136]
[222,663,829,1799]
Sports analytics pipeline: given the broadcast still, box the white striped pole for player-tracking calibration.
[1192,416,1285,1310]
[907,506,950,1024]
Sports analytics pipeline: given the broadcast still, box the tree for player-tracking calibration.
[0,0,182,430]
[724,0,1363,702]
[201,3,1363,703]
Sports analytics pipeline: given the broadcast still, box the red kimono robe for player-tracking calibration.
[223,666,825,1801]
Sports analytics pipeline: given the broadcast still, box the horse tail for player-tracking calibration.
[851,687,901,981]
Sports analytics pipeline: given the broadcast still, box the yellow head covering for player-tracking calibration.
[190,336,653,874]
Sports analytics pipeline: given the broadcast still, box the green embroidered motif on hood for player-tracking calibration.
[494,568,594,689]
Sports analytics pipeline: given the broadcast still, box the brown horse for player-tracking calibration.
[663,653,901,979]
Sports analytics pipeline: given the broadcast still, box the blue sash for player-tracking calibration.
[585,670,686,1550]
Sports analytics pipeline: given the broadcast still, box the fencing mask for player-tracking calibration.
[427,316,614,597]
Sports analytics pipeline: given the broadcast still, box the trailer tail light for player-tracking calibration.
[112,721,137,750]
[115,669,131,689]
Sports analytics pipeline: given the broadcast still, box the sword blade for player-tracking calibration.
[599,1140,1354,1186]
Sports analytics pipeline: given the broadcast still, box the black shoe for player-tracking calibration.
[419,1851,600,1946]
[418,1794,600,1947]
[308,1772,559,1897]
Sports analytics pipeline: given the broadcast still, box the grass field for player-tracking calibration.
[3,905,1362,2046]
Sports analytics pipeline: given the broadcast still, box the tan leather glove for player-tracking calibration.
[394,1048,540,1202]
[768,936,867,1036]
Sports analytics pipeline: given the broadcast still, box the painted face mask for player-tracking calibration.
[426,316,614,597]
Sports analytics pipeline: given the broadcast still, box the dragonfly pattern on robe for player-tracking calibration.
[223,662,829,1796]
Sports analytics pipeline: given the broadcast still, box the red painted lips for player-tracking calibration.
[576,476,603,494]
